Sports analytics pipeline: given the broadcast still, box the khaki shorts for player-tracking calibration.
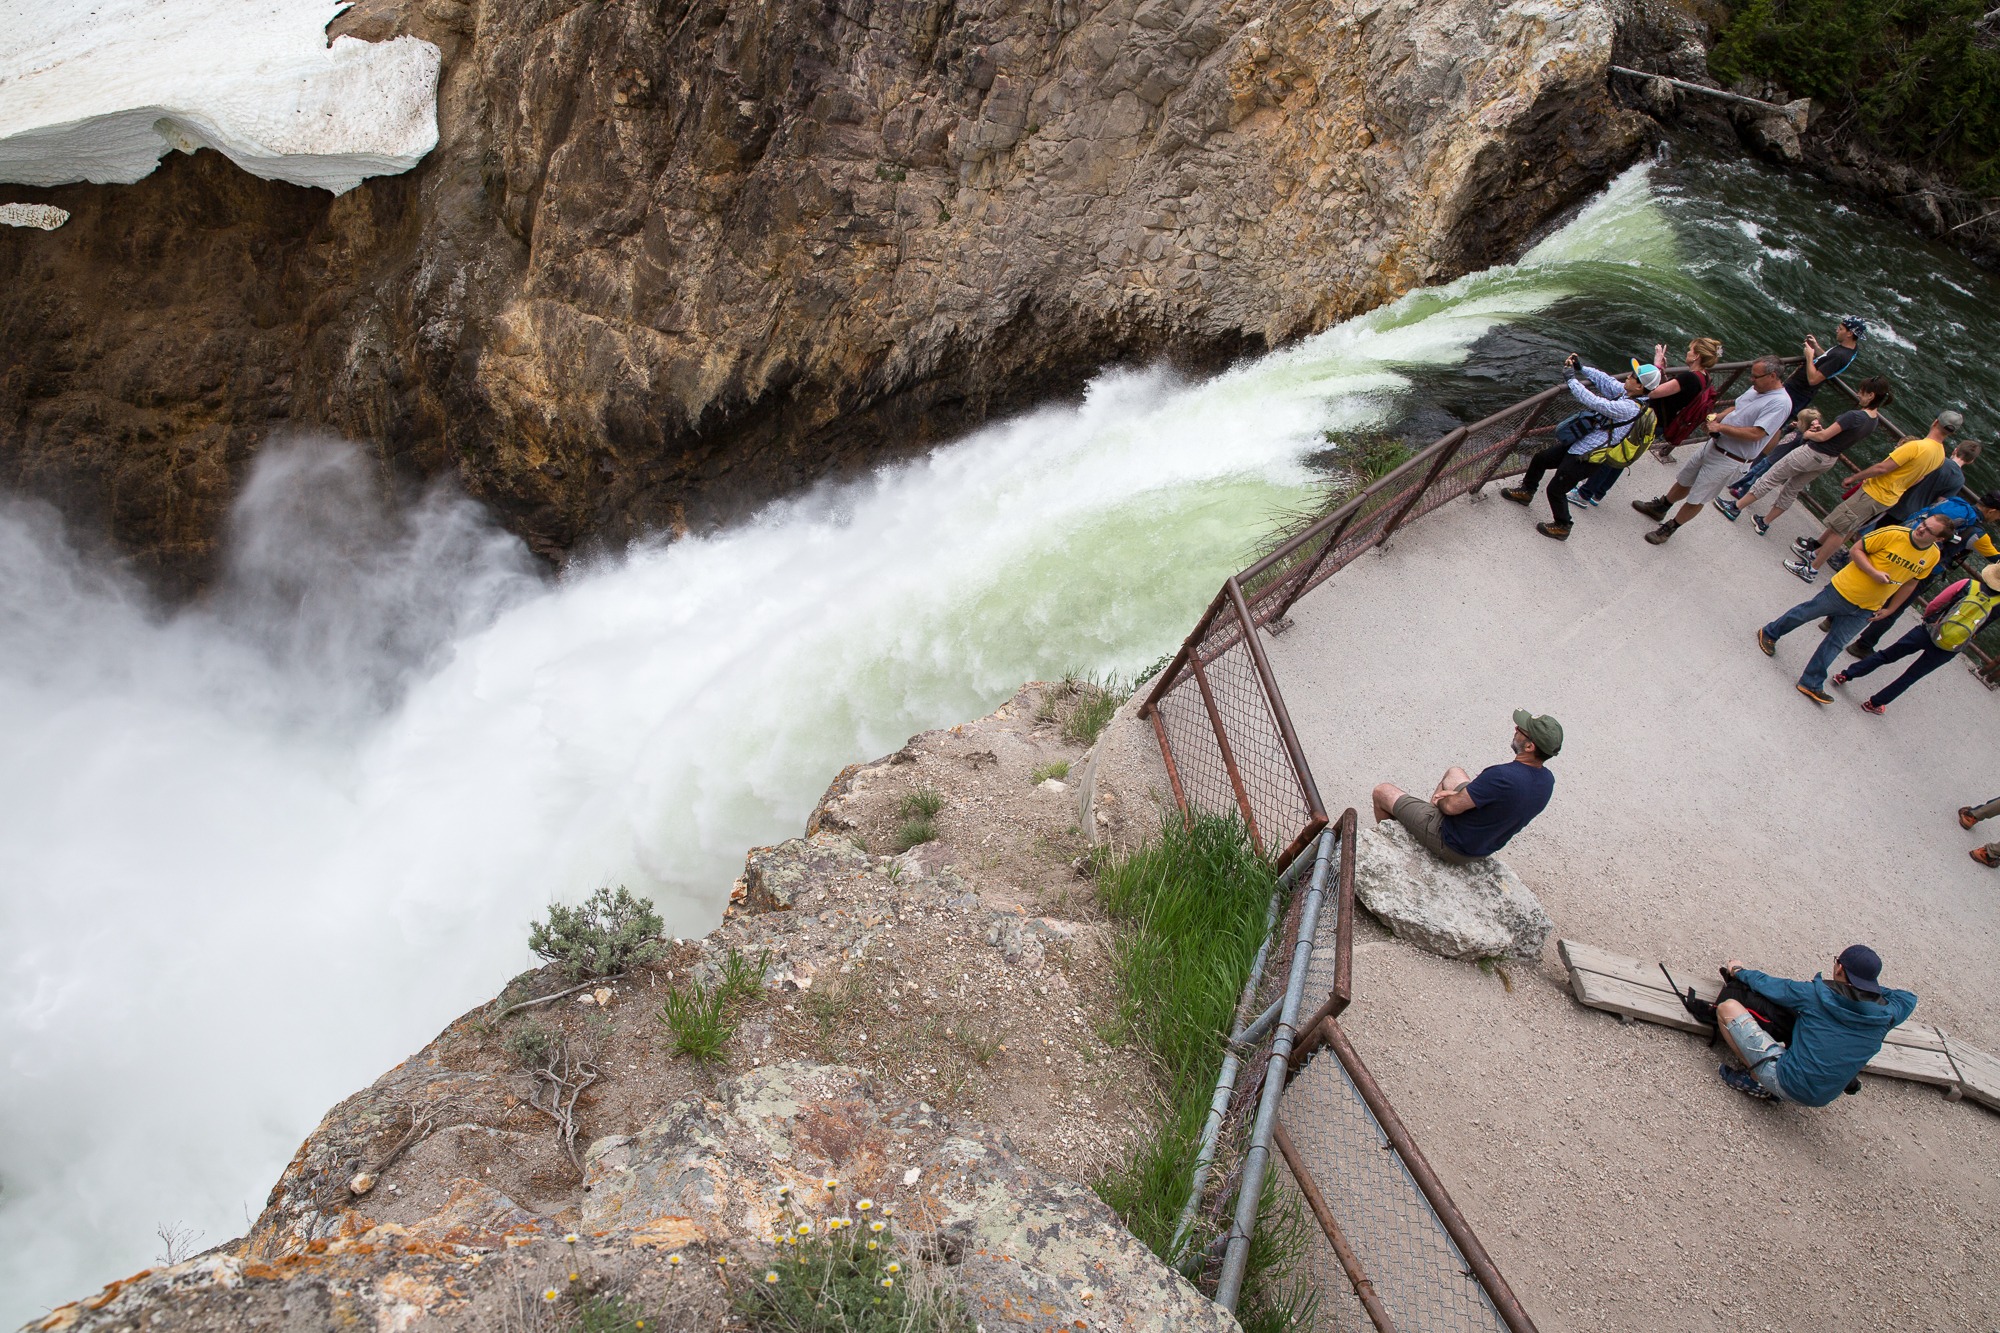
[1821,488,1888,537]
[1392,795,1479,865]
[1674,440,1753,506]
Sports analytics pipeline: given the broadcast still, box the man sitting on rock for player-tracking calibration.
[1370,710,1559,865]
[1713,947,1917,1104]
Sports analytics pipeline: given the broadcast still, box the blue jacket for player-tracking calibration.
[1736,969,1918,1106]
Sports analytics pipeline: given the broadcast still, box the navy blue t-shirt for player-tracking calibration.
[1439,761,1555,858]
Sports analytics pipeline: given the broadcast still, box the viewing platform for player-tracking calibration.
[1260,477,2000,1330]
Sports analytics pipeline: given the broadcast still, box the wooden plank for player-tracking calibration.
[1882,1022,1946,1053]
[1564,965,1711,1036]
[1559,939,1719,1001]
[1944,1037,2000,1112]
[1861,1040,1959,1087]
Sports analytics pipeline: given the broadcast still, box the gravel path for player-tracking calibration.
[1261,479,2000,1331]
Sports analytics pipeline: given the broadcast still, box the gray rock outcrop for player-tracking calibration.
[34,1064,1236,1332]
[1353,821,1553,962]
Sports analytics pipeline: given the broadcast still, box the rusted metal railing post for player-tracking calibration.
[1322,1021,1541,1333]
[1373,429,1467,548]
[1273,1122,1397,1332]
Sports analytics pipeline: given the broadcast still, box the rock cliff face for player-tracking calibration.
[0,0,1643,586]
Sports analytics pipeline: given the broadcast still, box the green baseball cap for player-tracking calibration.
[1512,709,1563,758]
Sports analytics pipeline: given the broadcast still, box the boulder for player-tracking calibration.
[1353,822,1553,962]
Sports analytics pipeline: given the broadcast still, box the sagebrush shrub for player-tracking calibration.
[528,886,667,980]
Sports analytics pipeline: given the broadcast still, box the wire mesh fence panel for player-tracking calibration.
[1279,1050,1508,1332]
[1269,1153,1370,1333]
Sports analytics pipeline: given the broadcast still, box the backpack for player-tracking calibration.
[1583,406,1658,468]
[1660,370,1715,447]
[1929,579,2000,651]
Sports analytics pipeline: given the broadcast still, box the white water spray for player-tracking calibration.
[0,166,1661,1322]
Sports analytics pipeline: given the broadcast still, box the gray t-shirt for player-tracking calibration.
[1715,384,1793,460]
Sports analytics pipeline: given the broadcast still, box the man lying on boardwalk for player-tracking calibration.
[1713,947,1917,1104]
[1370,710,1559,864]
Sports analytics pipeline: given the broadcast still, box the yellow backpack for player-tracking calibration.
[1930,579,2000,651]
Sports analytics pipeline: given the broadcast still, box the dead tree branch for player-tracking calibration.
[525,1041,602,1170]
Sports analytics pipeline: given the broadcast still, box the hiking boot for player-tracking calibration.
[1500,486,1533,506]
[1796,683,1834,705]
[1845,640,1871,657]
[1717,1064,1777,1101]
[1860,699,1886,715]
[1830,671,1851,686]
[1713,497,1742,521]
[1535,521,1571,541]
[1644,521,1677,545]
[1783,556,1818,583]
[1974,847,2000,869]
[1632,495,1672,521]
[1752,515,1772,536]
[1756,628,1776,656]
[1960,806,1981,830]
[1818,617,1833,632]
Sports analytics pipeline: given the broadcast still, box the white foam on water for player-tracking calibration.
[0,165,1658,1322]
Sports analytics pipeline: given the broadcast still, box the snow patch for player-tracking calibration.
[0,202,68,228]
[0,0,440,194]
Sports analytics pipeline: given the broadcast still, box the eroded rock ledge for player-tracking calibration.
[32,682,1189,1330]
[0,0,1643,587]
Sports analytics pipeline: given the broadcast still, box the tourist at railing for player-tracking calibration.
[1786,409,1959,582]
[1844,490,2000,658]
[1722,405,1820,513]
[1781,318,1866,417]
[1629,357,1791,544]
[1369,711,1560,864]
[1829,564,2000,713]
[1706,947,1917,1104]
[1571,336,1721,507]
[1722,381,1889,534]
[1499,355,1654,540]
[1882,437,1983,527]
[1958,798,2000,868]
[1757,513,1955,704]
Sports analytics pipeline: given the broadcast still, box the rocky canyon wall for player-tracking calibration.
[0,0,1643,586]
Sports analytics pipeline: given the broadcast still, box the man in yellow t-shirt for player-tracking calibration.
[1789,410,1961,579]
[1757,514,1953,704]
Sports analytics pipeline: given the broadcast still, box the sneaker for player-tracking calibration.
[1830,672,1851,686]
[1500,486,1533,506]
[1796,683,1834,705]
[1752,515,1772,536]
[1567,488,1599,509]
[1644,521,1677,545]
[1718,1064,1777,1101]
[1960,806,1981,831]
[1535,522,1571,541]
[1783,556,1818,583]
[1756,628,1776,657]
[1632,496,1671,521]
[1713,497,1742,521]
[1792,535,1819,556]
[1860,700,1886,715]
[1974,847,2000,869]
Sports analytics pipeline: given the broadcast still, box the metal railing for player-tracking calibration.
[1142,354,2000,1330]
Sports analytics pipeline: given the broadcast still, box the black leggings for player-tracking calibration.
[1519,442,1597,527]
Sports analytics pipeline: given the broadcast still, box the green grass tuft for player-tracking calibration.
[1091,816,1276,1256]
[893,817,938,852]
[733,1223,974,1332]
[1031,760,1070,783]
[899,786,944,820]
[660,977,732,1062]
